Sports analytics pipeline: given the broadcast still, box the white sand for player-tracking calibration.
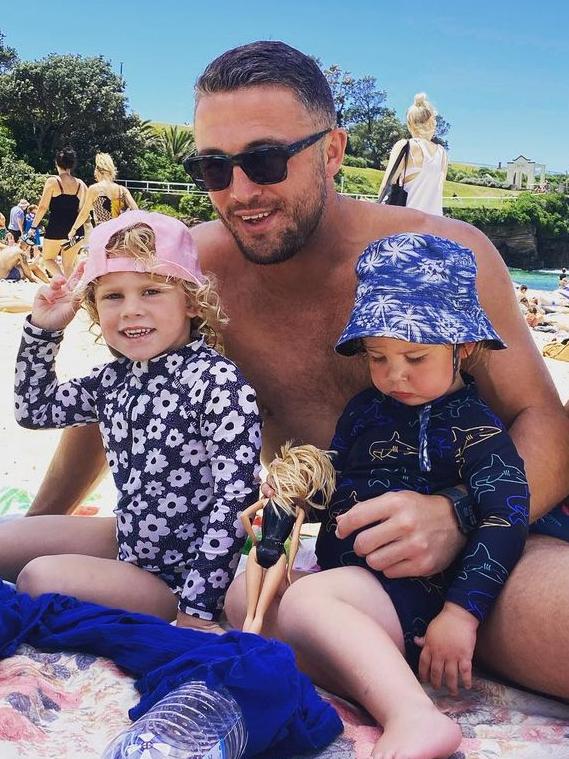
[1,281,569,513]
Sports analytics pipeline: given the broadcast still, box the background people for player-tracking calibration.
[67,152,138,237]
[8,199,28,241]
[378,93,448,215]
[30,147,87,278]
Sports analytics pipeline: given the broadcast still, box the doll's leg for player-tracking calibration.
[278,567,461,759]
[0,515,117,582]
[246,554,287,635]
[16,554,178,620]
[243,546,265,632]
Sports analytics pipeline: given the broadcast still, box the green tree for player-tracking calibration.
[0,54,148,178]
[349,110,408,169]
[0,123,45,211]
[0,30,17,74]
[322,64,354,127]
[160,125,194,163]
[346,76,386,132]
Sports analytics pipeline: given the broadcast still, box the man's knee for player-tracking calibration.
[16,556,61,597]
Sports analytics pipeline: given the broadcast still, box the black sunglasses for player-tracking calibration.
[183,129,331,192]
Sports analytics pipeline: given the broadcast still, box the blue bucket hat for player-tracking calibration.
[336,233,506,356]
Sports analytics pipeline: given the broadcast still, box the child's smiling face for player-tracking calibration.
[95,271,198,361]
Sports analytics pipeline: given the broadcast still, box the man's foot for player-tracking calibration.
[371,702,461,759]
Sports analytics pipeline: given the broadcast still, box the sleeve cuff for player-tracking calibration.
[24,315,65,342]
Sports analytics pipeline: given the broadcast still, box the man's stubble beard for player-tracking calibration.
[215,173,328,266]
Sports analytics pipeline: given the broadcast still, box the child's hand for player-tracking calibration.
[176,611,224,635]
[31,261,85,332]
[415,602,479,695]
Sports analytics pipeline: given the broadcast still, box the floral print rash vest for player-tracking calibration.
[15,317,262,621]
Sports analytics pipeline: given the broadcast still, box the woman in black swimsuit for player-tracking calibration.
[30,147,87,278]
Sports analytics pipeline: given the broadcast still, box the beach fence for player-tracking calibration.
[116,179,517,208]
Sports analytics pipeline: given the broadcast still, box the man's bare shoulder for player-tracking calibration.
[188,219,238,278]
[344,200,495,261]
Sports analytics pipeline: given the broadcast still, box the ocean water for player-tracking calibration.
[508,268,565,291]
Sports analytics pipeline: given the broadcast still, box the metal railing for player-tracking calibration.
[117,179,518,206]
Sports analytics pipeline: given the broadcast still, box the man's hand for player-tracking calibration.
[335,490,466,577]
[415,602,479,695]
[176,611,224,635]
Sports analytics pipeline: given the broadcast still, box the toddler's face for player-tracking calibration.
[363,337,467,406]
[94,271,198,361]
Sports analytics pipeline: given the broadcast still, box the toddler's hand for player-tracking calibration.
[415,602,478,695]
[31,261,86,332]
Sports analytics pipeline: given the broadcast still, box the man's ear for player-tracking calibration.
[324,128,348,180]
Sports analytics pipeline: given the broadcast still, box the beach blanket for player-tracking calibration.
[0,581,342,758]
[1,644,568,759]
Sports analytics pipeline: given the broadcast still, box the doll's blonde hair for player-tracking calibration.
[266,442,336,517]
[82,222,228,352]
[407,92,437,140]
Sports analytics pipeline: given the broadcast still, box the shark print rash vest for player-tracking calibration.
[15,317,262,621]
[316,377,529,626]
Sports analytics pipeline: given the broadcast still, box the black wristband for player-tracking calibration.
[437,486,477,534]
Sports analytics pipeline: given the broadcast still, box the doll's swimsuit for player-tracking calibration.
[256,504,295,569]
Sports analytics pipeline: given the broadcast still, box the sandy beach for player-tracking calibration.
[2,280,569,514]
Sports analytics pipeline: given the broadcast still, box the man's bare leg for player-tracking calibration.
[0,514,117,581]
[27,425,108,516]
[476,535,569,698]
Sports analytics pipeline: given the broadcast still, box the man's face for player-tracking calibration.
[194,86,330,265]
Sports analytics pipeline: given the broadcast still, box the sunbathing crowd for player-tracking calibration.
[2,41,569,759]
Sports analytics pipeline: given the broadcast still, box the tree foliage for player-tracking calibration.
[0,123,45,211]
[159,125,194,163]
[320,61,450,168]
[0,54,148,179]
[0,30,17,74]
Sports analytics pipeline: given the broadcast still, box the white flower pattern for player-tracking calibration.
[14,324,261,621]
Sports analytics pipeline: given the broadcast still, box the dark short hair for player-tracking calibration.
[55,146,77,170]
[195,41,336,127]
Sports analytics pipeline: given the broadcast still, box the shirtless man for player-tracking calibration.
[23,42,569,705]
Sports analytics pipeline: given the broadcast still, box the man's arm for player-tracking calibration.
[26,424,108,516]
[449,220,569,519]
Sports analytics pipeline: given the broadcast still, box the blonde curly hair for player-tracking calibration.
[82,222,228,352]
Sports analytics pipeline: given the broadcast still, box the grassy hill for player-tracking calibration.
[341,165,519,208]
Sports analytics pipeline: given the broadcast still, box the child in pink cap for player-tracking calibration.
[9,211,261,633]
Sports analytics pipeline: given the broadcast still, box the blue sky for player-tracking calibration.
[3,1,568,170]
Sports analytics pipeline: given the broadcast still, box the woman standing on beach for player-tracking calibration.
[28,147,87,278]
[67,152,138,238]
[378,93,448,216]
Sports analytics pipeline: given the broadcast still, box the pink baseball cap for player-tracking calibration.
[82,211,205,286]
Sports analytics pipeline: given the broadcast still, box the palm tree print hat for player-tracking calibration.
[336,233,506,356]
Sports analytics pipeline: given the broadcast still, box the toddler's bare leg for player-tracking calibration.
[17,554,177,620]
[0,515,117,581]
[27,424,108,516]
[279,567,461,759]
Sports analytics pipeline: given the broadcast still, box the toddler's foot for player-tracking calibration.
[371,702,461,759]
